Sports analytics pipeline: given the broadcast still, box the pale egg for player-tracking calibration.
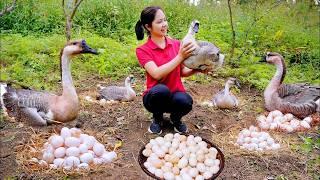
[175,175,183,180]
[78,163,89,170]
[38,160,48,167]
[300,121,311,129]
[145,143,152,150]
[208,165,219,174]
[181,173,193,180]
[214,159,220,166]
[49,135,64,148]
[54,147,66,158]
[43,144,55,154]
[204,159,215,167]
[49,164,57,169]
[196,163,206,173]
[303,117,312,124]
[241,129,251,137]
[79,153,94,164]
[93,157,104,165]
[164,133,174,141]
[258,141,267,149]
[271,143,280,150]
[161,165,171,173]
[272,110,283,117]
[79,144,89,154]
[172,166,180,175]
[266,138,274,145]
[101,151,117,163]
[64,156,80,168]
[88,150,95,156]
[177,157,188,169]
[266,114,273,123]
[163,172,175,180]
[194,136,202,143]
[149,139,157,146]
[70,127,82,137]
[285,126,294,133]
[79,134,89,144]
[249,125,258,132]
[174,133,181,139]
[189,156,197,167]
[154,169,164,178]
[179,135,187,142]
[203,171,213,179]
[259,122,270,130]
[150,158,162,168]
[187,135,195,142]
[155,137,165,145]
[144,161,152,169]
[256,115,267,123]
[198,141,207,149]
[244,137,251,143]
[60,127,71,139]
[169,155,180,164]
[66,147,80,157]
[42,152,54,164]
[251,137,259,144]
[83,136,96,149]
[93,143,105,157]
[195,175,205,180]
[188,167,199,177]
[65,137,81,147]
[142,148,152,157]
[284,113,294,121]
[53,158,64,168]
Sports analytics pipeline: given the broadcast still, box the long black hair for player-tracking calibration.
[135,6,162,40]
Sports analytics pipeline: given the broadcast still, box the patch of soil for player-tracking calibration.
[0,76,319,179]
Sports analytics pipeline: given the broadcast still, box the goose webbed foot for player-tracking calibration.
[20,108,47,126]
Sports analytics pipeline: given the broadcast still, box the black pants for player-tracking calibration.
[143,84,193,123]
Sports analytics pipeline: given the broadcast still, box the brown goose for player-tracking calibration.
[181,20,224,71]
[212,78,240,109]
[0,40,98,126]
[97,75,136,101]
[261,52,320,119]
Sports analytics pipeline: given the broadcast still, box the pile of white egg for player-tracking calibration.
[142,133,221,180]
[38,127,117,170]
[235,126,280,151]
[257,110,312,132]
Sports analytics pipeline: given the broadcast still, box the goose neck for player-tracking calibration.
[61,54,77,100]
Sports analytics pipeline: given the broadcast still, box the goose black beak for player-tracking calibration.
[259,55,267,63]
[235,79,241,89]
[81,40,99,55]
[193,22,199,33]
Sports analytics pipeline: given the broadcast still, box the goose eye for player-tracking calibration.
[72,42,77,45]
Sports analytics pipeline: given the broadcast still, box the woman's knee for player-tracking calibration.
[149,84,171,98]
[172,92,193,111]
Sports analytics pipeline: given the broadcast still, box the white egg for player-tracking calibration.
[181,173,193,180]
[303,117,312,124]
[145,143,152,150]
[155,137,165,145]
[179,142,187,150]
[42,152,54,164]
[209,165,220,174]
[78,163,89,170]
[187,135,195,142]
[49,135,64,148]
[88,150,95,156]
[49,164,57,169]
[172,166,180,175]
[258,135,267,142]
[171,141,179,149]
[163,172,175,180]
[174,133,181,139]
[273,116,283,124]
[189,145,198,153]
[196,163,206,173]
[258,141,267,149]
[214,159,220,166]
[194,136,202,143]
[188,167,199,177]
[142,148,152,157]
[161,146,169,154]
[236,138,244,145]
[203,171,213,179]
[169,155,180,164]
[244,137,251,143]
[271,143,280,150]
[43,144,55,154]
[93,143,105,157]
[149,139,157,146]
[78,144,89,154]
[195,175,205,180]
[60,127,71,139]
[256,115,267,123]
[179,135,187,142]
[79,134,89,144]
[144,161,152,169]
[147,166,156,174]
[164,133,174,141]
[266,137,274,145]
[155,169,164,178]
[204,159,215,167]
[161,165,171,173]
[53,158,64,168]
[300,121,311,129]
[272,110,283,117]
[54,147,66,158]
[65,137,81,147]
[150,158,163,168]
[79,152,94,164]
[64,156,80,168]
[93,157,104,165]
[101,151,117,163]
[251,137,259,144]
[259,122,270,130]
[266,114,274,123]
[269,123,278,130]
[38,160,48,167]
[198,141,207,148]
[181,148,190,157]
[189,157,197,167]
[249,125,258,132]
[83,136,96,149]
[284,113,294,121]
[250,131,259,138]
[285,126,294,133]
[70,127,82,137]
[66,147,80,157]
[177,157,188,169]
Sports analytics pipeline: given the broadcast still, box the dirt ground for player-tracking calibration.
[0,76,319,180]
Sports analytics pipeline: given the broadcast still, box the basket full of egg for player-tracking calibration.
[138,133,225,180]
[40,127,117,170]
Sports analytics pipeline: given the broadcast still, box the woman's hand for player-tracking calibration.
[178,41,196,60]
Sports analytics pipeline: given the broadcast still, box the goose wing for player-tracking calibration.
[99,86,127,101]
[278,84,320,104]
[3,87,54,117]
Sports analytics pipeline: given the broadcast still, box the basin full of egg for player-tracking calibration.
[139,133,224,180]
[235,126,280,151]
[257,110,313,133]
[38,127,117,170]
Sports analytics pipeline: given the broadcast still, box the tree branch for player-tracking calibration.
[227,0,236,61]
[0,0,18,17]
[62,0,83,42]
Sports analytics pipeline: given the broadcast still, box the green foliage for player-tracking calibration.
[0,0,319,91]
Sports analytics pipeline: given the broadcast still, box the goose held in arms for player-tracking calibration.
[97,75,136,101]
[0,40,98,126]
[212,78,240,109]
[182,20,224,71]
[261,52,320,119]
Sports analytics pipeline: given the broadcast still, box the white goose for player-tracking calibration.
[212,78,240,109]
[97,75,136,102]
[1,40,98,126]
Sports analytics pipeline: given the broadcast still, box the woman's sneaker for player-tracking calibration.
[173,121,188,133]
[148,120,162,134]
